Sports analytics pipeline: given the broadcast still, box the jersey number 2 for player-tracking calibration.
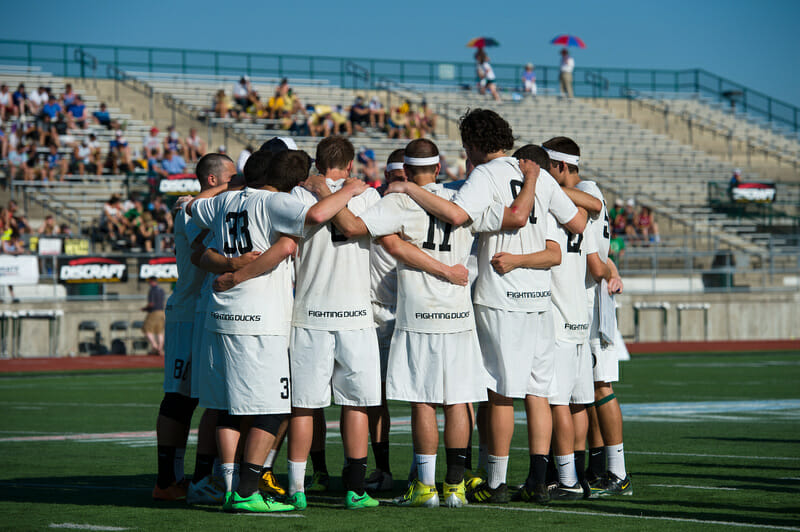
[509,180,537,224]
[223,211,253,254]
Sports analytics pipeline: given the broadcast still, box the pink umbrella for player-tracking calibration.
[550,35,586,48]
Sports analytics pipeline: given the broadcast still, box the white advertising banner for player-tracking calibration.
[0,255,40,286]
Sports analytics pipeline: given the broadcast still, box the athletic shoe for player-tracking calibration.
[393,479,439,508]
[186,475,225,505]
[229,492,295,513]
[305,471,329,493]
[466,481,509,504]
[551,482,584,501]
[597,472,633,496]
[286,491,307,511]
[152,482,187,501]
[513,482,550,504]
[442,481,467,508]
[585,469,604,488]
[464,468,486,492]
[222,492,234,512]
[345,490,380,509]
[259,470,286,498]
[365,469,393,492]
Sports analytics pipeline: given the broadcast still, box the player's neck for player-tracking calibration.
[483,150,506,163]
[565,171,580,188]
[412,175,436,187]
[324,168,349,181]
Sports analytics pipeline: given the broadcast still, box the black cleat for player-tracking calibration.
[513,482,550,504]
[551,482,584,501]
[466,481,509,504]
[597,472,633,496]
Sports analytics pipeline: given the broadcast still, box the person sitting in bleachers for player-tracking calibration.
[71,139,96,175]
[232,76,251,112]
[185,128,206,162]
[163,125,185,158]
[0,84,17,121]
[12,84,30,117]
[214,89,232,118]
[22,141,45,181]
[155,148,186,177]
[349,96,370,132]
[60,83,77,108]
[29,86,49,116]
[38,214,59,236]
[635,206,660,244]
[92,102,111,128]
[87,133,102,175]
[143,127,162,159]
[368,96,386,128]
[623,198,639,241]
[6,145,26,180]
[100,194,127,242]
[267,90,285,119]
[66,95,87,130]
[45,143,68,182]
[36,115,59,148]
[105,130,133,174]
[418,100,437,137]
[40,95,62,121]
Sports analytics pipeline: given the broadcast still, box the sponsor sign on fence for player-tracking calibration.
[138,256,178,282]
[0,255,40,286]
[731,182,776,203]
[158,173,200,196]
[58,257,128,283]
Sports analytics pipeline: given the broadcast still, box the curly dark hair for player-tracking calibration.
[459,108,515,155]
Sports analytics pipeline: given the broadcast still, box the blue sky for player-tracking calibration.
[4,0,800,106]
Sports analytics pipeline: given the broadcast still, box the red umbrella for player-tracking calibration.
[550,34,586,48]
[466,37,500,49]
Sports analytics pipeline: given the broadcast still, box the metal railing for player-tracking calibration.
[2,38,797,132]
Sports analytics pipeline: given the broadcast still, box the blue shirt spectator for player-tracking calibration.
[93,103,111,128]
[159,150,186,175]
[41,98,61,119]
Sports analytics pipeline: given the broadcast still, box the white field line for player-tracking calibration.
[49,524,129,531]
[649,483,739,491]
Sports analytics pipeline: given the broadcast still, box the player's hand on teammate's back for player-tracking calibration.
[608,276,623,294]
[490,252,518,275]
[229,250,262,270]
[518,159,540,182]
[385,180,409,195]
[302,174,331,196]
[444,264,469,286]
[213,272,235,292]
[343,177,369,196]
[174,195,193,211]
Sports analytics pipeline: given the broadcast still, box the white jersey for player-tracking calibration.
[165,209,208,322]
[549,213,598,343]
[291,180,381,330]
[194,235,217,315]
[361,183,475,333]
[191,188,309,336]
[370,242,397,307]
[452,157,578,312]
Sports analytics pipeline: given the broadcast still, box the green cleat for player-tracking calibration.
[464,468,486,492]
[394,479,439,508]
[345,490,380,509]
[442,480,468,508]
[306,471,330,493]
[229,492,295,513]
[286,491,307,511]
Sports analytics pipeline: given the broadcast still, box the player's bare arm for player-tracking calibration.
[607,257,623,294]
[499,159,540,230]
[563,187,602,217]
[386,180,471,226]
[184,182,229,216]
[587,251,612,283]
[490,239,561,274]
[193,247,262,274]
[304,177,368,225]
[213,236,298,292]
[562,205,589,234]
[379,234,468,286]
[302,174,369,238]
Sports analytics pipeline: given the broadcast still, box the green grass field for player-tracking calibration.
[1,351,799,531]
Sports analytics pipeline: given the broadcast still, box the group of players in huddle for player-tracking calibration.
[151,108,631,513]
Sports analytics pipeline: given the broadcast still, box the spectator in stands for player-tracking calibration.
[609,198,624,226]
[281,88,303,118]
[106,130,132,174]
[2,230,26,255]
[163,125,183,158]
[418,100,437,137]
[142,276,166,356]
[59,223,72,236]
[29,86,49,115]
[232,76,251,112]
[368,96,386,128]
[559,48,575,98]
[476,49,500,101]
[37,115,59,148]
[143,127,162,159]
[357,147,378,185]
[61,83,77,107]
[245,91,267,118]
[23,141,44,181]
[38,215,59,236]
[0,125,7,160]
[349,96,370,132]
[87,133,102,175]
[101,194,126,242]
[214,89,232,118]
[66,95,87,129]
[45,143,68,182]
[729,168,742,188]
[149,195,173,235]
[387,104,408,139]
[156,148,187,177]
[71,139,95,175]
[6,144,26,180]
[92,102,111,128]
[40,95,62,121]
[137,210,158,252]
[266,90,284,119]
[184,128,206,162]
[12,84,29,116]
[522,63,537,96]
[635,206,660,244]
[276,77,290,98]
[236,144,254,174]
[609,233,626,264]
[623,198,639,241]
[0,84,16,120]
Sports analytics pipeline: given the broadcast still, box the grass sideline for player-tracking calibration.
[1,351,798,531]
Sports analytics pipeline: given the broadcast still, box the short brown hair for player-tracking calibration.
[315,136,354,173]
[403,138,439,178]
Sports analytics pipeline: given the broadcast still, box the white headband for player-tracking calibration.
[404,155,440,166]
[544,148,580,166]
[386,162,405,171]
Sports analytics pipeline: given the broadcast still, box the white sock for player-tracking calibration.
[487,455,508,489]
[220,462,236,493]
[287,460,307,496]
[606,443,626,479]
[263,449,277,469]
[556,454,577,487]
[478,444,489,471]
[174,448,186,483]
[415,454,437,487]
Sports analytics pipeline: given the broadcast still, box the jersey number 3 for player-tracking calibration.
[223,211,253,254]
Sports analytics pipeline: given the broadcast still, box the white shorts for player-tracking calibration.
[549,340,594,406]
[372,302,396,382]
[163,320,193,396]
[386,329,489,405]
[475,305,555,399]
[210,333,291,416]
[290,327,381,408]
[589,339,620,383]
[196,324,226,411]
[190,311,206,399]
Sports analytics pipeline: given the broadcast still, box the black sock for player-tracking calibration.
[527,454,549,487]
[372,441,391,474]
[310,449,328,475]
[193,453,215,482]
[157,445,177,489]
[343,456,368,495]
[465,430,474,470]
[588,446,605,477]
[574,451,586,483]
[236,462,262,498]
[445,448,468,484]
[545,449,558,484]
